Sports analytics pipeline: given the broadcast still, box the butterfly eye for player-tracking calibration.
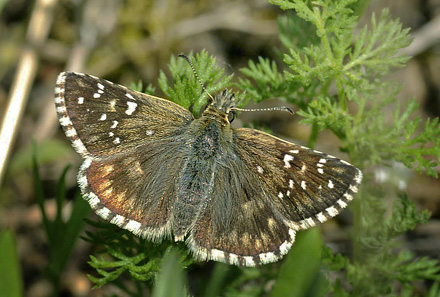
[228,110,236,123]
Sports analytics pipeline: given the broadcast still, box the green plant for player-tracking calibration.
[236,0,440,296]
[78,1,440,295]
[0,230,23,297]
[33,144,91,295]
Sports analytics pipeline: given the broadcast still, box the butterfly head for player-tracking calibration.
[211,89,236,114]
[199,89,238,124]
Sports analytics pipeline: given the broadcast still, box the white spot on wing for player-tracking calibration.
[109,100,116,111]
[78,174,87,188]
[279,236,292,254]
[93,93,101,98]
[244,257,256,267]
[99,114,107,121]
[326,206,338,217]
[257,165,264,174]
[337,199,348,208]
[113,137,120,144]
[228,254,238,264]
[328,180,334,189]
[343,192,354,201]
[78,96,84,104]
[355,171,363,183]
[211,249,226,261]
[56,106,66,113]
[289,179,294,189]
[125,93,135,100]
[72,139,86,154]
[97,83,104,90]
[305,218,315,227]
[110,214,125,225]
[59,117,72,126]
[283,154,294,168]
[65,128,76,137]
[301,180,306,190]
[110,120,118,129]
[316,212,326,223]
[146,130,154,136]
[259,252,278,264]
[86,192,100,208]
[125,101,137,115]
[125,220,141,232]
[97,207,111,220]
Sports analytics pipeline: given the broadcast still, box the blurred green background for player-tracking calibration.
[1,0,440,296]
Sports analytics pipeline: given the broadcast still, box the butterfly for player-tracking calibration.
[54,58,362,267]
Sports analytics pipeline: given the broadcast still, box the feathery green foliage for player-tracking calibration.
[158,50,236,117]
[60,0,440,295]
[236,0,440,296]
[83,219,192,293]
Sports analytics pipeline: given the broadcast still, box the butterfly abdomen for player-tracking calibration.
[172,115,232,240]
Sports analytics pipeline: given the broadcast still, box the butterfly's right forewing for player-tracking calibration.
[55,72,193,158]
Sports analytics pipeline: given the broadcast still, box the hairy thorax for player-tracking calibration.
[173,107,233,240]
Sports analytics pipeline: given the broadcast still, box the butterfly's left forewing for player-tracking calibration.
[233,128,362,230]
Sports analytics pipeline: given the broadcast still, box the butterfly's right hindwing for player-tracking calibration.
[78,136,188,242]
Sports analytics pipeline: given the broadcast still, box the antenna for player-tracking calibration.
[178,54,214,101]
[231,106,294,115]
[178,54,294,116]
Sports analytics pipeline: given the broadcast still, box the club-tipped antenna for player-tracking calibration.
[178,54,214,101]
[231,106,294,115]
